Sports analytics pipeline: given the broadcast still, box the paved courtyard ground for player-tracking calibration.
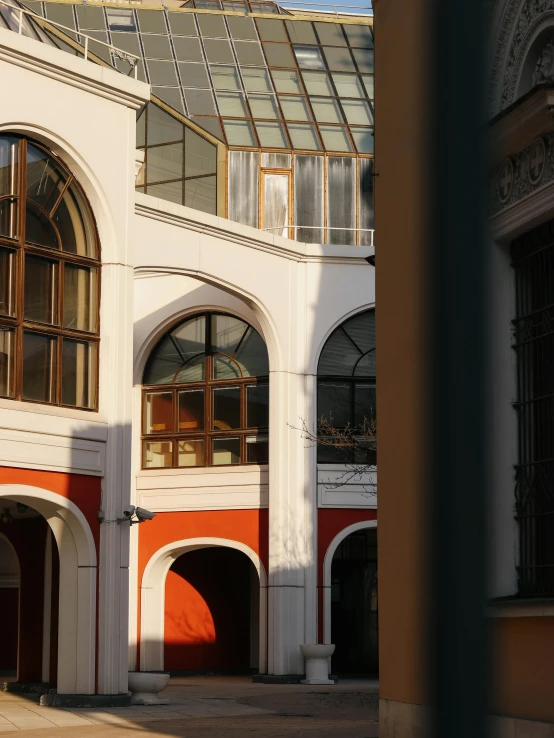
[0,677,379,737]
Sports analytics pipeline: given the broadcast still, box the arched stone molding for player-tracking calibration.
[322,520,377,646]
[0,123,120,265]
[0,485,97,695]
[0,532,20,587]
[140,537,268,674]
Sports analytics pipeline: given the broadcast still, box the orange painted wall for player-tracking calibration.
[317,509,377,642]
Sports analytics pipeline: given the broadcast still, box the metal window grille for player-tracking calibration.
[512,219,554,597]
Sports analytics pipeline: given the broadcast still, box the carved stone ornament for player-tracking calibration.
[498,158,515,203]
[528,136,547,183]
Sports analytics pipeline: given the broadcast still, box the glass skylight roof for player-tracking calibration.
[18,0,374,153]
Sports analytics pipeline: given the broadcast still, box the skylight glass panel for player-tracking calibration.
[210,65,241,90]
[352,48,374,73]
[323,47,355,72]
[168,13,197,37]
[248,94,279,119]
[106,8,136,33]
[301,71,333,96]
[285,21,316,45]
[287,123,320,150]
[146,60,179,86]
[110,32,141,56]
[196,0,222,8]
[183,88,217,115]
[234,41,265,66]
[192,117,224,141]
[256,18,287,42]
[146,144,183,184]
[84,31,110,63]
[279,96,311,121]
[255,121,288,148]
[136,10,166,34]
[152,87,185,114]
[311,98,343,124]
[263,43,295,68]
[242,68,273,92]
[224,120,257,146]
[185,128,217,176]
[314,22,346,46]
[262,153,291,168]
[271,69,303,93]
[142,35,172,60]
[178,62,210,88]
[318,125,353,152]
[362,74,374,99]
[331,72,364,98]
[293,46,325,70]
[341,100,373,125]
[44,3,75,29]
[204,38,234,63]
[75,5,105,31]
[227,16,258,40]
[148,181,182,205]
[185,177,217,215]
[198,14,227,38]
[173,37,203,62]
[148,104,183,145]
[351,128,373,154]
[216,91,249,117]
[343,24,373,49]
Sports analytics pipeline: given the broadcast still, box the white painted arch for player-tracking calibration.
[0,485,97,694]
[140,537,267,674]
[322,520,377,646]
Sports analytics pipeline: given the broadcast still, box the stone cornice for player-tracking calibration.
[490,85,554,161]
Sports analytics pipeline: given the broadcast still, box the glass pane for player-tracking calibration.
[318,311,374,375]
[224,120,257,146]
[256,18,287,41]
[295,154,323,242]
[173,37,203,61]
[147,181,182,205]
[198,14,227,38]
[212,355,242,379]
[315,22,346,46]
[143,440,173,468]
[332,72,364,98]
[152,88,185,115]
[63,264,98,333]
[342,100,373,125]
[323,47,355,72]
[362,74,374,99]
[228,150,258,226]
[359,157,374,243]
[178,389,204,430]
[147,143,183,183]
[213,386,241,430]
[246,435,268,463]
[143,35,172,60]
[294,45,325,70]
[136,9,166,34]
[144,391,173,433]
[0,136,18,196]
[351,128,373,154]
[148,103,184,144]
[255,121,288,148]
[263,173,289,236]
[279,96,310,121]
[311,97,343,123]
[263,42,295,68]
[354,383,376,427]
[234,41,265,65]
[0,198,18,240]
[271,69,303,93]
[178,62,210,89]
[76,5,105,30]
[183,89,217,115]
[301,71,333,96]
[192,116,224,140]
[147,60,179,86]
[247,383,269,427]
[175,354,205,383]
[242,67,272,92]
[0,328,14,398]
[61,339,97,408]
[217,91,249,117]
[168,13,197,36]
[262,152,291,168]
[287,122,321,150]
[212,314,268,377]
[22,332,56,403]
[204,38,234,63]
[344,24,373,48]
[249,94,279,119]
[0,248,15,317]
[24,255,57,325]
[178,439,205,467]
[227,16,258,40]
[212,437,240,465]
[352,48,374,73]
[144,315,206,384]
[327,155,355,243]
[318,381,351,427]
[54,182,97,257]
[185,129,217,177]
[210,65,241,90]
[137,110,146,148]
[319,125,353,152]
[285,20,317,45]
[185,176,217,215]
[106,8,136,32]
[110,32,140,56]
[25,202,59,250]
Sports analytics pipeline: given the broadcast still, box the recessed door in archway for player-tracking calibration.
[331,527,378,675]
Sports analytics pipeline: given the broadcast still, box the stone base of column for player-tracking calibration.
[40,693,131,708]
[252,674,338,684]
[2,682,50,695]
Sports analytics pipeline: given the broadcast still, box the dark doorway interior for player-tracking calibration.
[331,527,378,675]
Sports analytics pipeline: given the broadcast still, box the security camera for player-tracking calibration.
[135,507,156,522]
[123,505,136,519]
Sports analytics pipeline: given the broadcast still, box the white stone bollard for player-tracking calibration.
[128,672,170,705]
[300,644,336,685]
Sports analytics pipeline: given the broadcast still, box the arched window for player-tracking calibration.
[317,309,375,463]
[142,313,269,468]
[0,135,100,409]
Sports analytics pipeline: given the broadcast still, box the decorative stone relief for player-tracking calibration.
[491,134,554,214]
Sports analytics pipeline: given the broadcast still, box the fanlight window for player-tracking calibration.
[0,135,100,409]
[142,313,269,468]
[317,309,375,464]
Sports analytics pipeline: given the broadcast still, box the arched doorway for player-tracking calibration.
[0,485,97,694]
[165,547,259,673]
[140,538,267,674]
[324,522,378,676]
[0,533,20,677]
